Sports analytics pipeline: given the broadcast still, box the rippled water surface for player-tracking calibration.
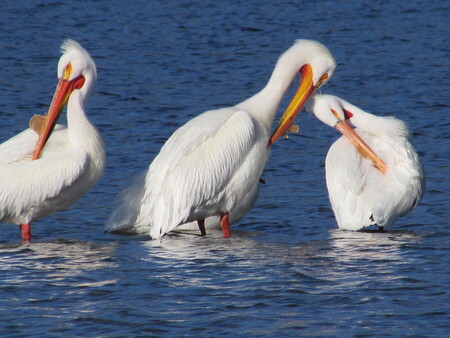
[1,0,449,336]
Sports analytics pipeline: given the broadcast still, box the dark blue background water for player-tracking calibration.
[1,0,449,336]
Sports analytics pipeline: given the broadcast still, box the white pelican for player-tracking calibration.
[106,39,336,239]
[0,39,105,241]
[308,94,424,231]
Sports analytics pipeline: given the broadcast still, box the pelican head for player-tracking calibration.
[268,39,336,146]
[30,39,96,160]
[308,94,387,174]
[308,94,348,127]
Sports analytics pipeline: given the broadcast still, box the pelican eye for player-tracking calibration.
[64,63,72,80]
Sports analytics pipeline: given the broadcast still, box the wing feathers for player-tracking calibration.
[139,108,257,238]
[0,130,88,223]
[326,129,424,230]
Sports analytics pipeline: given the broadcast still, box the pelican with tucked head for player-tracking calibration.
[308,94,424,230]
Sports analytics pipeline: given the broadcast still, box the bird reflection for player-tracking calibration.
[327,229,421,262]
[0,239,117,285]
[139,229,261,262]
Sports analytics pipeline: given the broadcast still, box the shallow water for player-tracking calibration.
[1,0,449,336]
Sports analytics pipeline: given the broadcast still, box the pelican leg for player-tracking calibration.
[220,212,231,238]
[198,219,206,236]
[19,223,32,242]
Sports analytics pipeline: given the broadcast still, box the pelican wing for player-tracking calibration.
[0,125,68,164]
[105,170,148,233]
[142,107,258,238]
[0,129,38,164]
[0,127,89,223]
[371,139,425,226]
[325,136,377,230]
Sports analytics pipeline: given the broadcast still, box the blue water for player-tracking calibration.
[1,0,449,336]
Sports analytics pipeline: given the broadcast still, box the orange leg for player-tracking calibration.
[19,223,32,242]
[198,219,206,236]
[220,212,231,238]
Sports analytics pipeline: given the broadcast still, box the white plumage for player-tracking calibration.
[0,40,105,240]
[106,39,336,239]
[308,94,424,230]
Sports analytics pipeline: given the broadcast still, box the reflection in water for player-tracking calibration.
[0,239,117,285]
[0,240,119,336]
[327,229,422,262]
[140,229,265,263]
[134,227,428,335]
[136,227,423,276]
[134,228,417,302]
[0,227,437,337]
[302,229,425,294]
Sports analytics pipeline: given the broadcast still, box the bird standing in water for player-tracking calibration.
[0,40,105,241]
[106,39,336,239]
[308,94,424,231]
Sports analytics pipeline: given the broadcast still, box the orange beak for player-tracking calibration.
[30,65,84,160]
[269,64,328,147]
[332,109,387,174]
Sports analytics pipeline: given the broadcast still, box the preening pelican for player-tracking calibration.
[308,94,424,230]
[0,40,105,241]
[106,39,336,239]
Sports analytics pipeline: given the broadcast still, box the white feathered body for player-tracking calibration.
[108,107,268,239]
[326,115,424,230]
[0,91,105,225]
